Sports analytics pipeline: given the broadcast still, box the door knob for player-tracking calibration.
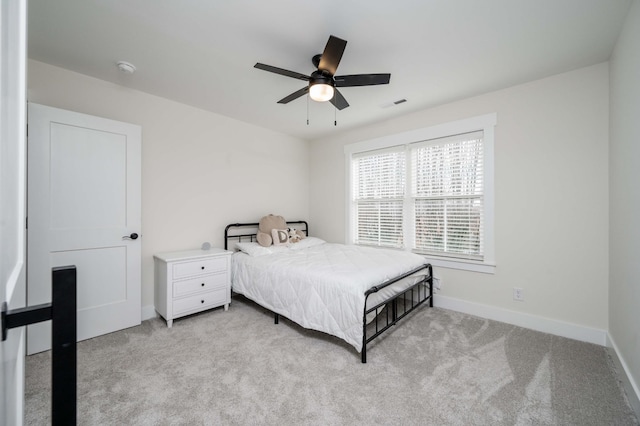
[122,233,139,240]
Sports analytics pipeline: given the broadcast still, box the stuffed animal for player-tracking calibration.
[256,214,287,247]
[292,227,306,241]
[288,227,302,243]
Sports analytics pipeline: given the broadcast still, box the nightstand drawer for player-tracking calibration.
[172,257,227,279]
[173,288,228,316]
[173,272,227,298]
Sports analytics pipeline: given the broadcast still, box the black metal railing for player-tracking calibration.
[1,266,77,425]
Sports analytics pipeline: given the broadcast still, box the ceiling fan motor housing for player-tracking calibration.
[310,70,334,88]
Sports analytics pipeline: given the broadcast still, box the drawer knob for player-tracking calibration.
[201,300,205,304]
[201,283,205,287]
[201,266,205,270]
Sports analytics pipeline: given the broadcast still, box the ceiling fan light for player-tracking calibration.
[309,83,334,102]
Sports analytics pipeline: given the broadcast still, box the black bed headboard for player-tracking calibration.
[224,221,309,250]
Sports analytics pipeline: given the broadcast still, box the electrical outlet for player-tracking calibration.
[513,287,524,301]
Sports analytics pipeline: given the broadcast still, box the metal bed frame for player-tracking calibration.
[224,221,433,363]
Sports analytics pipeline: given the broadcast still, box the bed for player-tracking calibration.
[225,221,433,363]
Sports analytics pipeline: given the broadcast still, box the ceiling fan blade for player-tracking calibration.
[254,63,310,82]
[334,73,391,87]
[330,89,349,110]
[277,86,309,104]
[318,36,347,75]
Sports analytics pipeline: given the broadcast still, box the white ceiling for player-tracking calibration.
[28,0,632,141]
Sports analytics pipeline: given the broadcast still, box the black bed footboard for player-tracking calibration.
[361,263,433,363]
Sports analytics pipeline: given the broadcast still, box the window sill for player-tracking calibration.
[421,256,496,274]
[353,244,496,274]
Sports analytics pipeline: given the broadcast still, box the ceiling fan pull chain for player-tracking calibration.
[307,95,310,125]
[334,105,337,126]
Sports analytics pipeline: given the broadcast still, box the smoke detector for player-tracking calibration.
[116,61,136,74]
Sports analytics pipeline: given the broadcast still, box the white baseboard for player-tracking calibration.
[433,295,608,346]
[607,334,640,418]
[141,305,157,321]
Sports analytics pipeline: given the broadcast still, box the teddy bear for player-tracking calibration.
[256,214,287,247]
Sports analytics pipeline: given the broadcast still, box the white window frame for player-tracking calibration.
[344,113,496,274]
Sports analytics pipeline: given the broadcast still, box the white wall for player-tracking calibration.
[609,0,640,411]
[27,60,309,313]
[310,63,610,339]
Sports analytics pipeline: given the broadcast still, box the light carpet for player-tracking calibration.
[25,295,639,425]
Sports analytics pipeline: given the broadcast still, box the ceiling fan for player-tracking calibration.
[254,35,391,110]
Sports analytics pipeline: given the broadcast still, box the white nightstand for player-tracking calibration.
[153,248,232,328]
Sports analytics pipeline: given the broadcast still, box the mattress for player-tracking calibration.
[231,241,427,352]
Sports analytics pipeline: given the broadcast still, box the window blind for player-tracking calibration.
[352,149,405,248]
[411,131,484,259]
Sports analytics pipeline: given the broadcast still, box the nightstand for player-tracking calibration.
[153,248,232,328]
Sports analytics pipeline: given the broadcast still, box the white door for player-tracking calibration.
[0,0,27,424]
[27,103,142,355]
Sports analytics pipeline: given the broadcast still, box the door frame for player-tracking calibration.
[0,0,28,424]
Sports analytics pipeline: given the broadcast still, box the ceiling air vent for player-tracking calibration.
[381,98,408,108]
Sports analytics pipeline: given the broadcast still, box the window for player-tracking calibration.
[352,149,405,248]
[346,114,495,273]
[412,131,484,259]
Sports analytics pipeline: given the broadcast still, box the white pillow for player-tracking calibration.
[235,242,273,257]
[289,237,326,250]
[271,228,289,246]
[268,245,291,254]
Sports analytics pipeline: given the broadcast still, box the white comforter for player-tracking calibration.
[231,242,427,352]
